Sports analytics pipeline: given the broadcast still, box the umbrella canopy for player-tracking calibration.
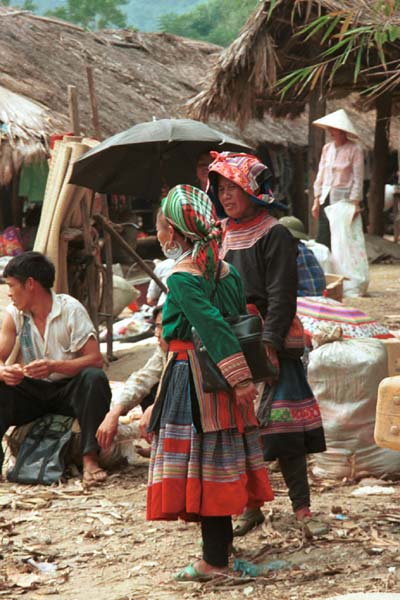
[69,118,252,197]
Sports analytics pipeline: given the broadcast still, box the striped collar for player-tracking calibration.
[220,211,277,257]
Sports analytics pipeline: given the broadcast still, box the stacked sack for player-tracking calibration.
[308,326,400,479]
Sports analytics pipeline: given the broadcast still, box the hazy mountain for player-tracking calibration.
[30,0,207,31]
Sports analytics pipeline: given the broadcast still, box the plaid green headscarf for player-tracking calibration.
[162,184,222,278]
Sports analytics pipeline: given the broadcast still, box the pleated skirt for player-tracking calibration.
[147,360,274,521]
[259,357,326,461]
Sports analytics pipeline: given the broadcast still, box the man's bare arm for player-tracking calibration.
[23,337,103,379]
[0,312,24,385]
[0,312,17,365]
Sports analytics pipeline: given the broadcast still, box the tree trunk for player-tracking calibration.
[307,88,326,237]
[368,94,392,236]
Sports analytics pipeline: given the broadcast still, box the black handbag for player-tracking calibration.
[192,262,278,393]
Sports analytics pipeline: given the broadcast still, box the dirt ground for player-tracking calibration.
[1,265,400,600]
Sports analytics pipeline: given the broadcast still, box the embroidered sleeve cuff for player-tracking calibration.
[217,352,252,387]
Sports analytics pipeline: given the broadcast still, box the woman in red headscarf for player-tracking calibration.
[143,184,273,581]
[208,152,326,536]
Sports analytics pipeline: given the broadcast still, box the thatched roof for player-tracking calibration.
[188,0,400,126]
[0,86,54,184]
[0,5,397,189]
[0,8,220,139]
[0,8,224,184]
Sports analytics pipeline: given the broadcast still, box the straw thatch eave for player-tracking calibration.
[188,0,400,126]
[0,86,57,186]
[0,6,329,187]
[0,8,226,185]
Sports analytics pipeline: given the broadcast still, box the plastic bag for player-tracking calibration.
[325,201,369,297]
[308,338,400,479]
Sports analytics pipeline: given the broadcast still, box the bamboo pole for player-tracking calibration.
[93,214,168,294]
[68,85,81,136]
[86,66,101,140]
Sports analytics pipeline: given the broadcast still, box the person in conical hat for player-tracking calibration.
[311,109,369,296]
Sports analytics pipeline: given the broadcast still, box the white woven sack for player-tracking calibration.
[308,338,400,479]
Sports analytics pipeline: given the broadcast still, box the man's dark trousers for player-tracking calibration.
[0,368,111,470]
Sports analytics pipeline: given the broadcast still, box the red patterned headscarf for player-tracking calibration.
[208,151,276,218]
[162,184,222,278]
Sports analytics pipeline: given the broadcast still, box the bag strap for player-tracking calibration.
[210,260,223,304]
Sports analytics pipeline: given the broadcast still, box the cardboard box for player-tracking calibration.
[324,273,346,302]
[383,337,400,377]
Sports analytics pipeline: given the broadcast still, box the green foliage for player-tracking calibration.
[22,0,36,9]
[46,0,128,30]
[1,0,37,9]
[128,0,202,31]
[159,0,259,46]
[276,1,400,100]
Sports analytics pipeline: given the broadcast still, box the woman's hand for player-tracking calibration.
[264,342,280,385]
[351,202,361,222]
[264,342,279,370]
[139,404,154,444]
[311,198,320,219]
[233,380,258,408]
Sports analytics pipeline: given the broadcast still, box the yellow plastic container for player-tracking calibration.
[382,337,400,377]
[375,376,400,451]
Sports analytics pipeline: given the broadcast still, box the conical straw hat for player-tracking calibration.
[312,109,359,138]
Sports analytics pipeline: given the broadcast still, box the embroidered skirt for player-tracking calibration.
[259,357,326,461]
[147,359,273,521]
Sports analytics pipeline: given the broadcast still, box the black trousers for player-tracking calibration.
[278,454,310,512]
[0,368,111,470]
[201,516,233,568]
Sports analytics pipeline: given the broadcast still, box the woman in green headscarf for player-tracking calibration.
[143,184,273,581]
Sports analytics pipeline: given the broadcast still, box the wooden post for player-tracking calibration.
[100,195,115,362]
[86,66,101,140]
[81,195,99,330]
[307,88,326,237]
[290,147,308,225]
[68,85,81,136]
[368,94,392,236]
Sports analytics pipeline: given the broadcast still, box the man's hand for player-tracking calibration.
[311,199,320,219]
[23,359,54,380]
[96,412,119,450]
[0,364,24,386]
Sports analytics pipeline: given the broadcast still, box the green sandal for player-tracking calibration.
[233,507,265,537]
[174,564,213,582]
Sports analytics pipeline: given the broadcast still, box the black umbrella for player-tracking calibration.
[69,118,252,197]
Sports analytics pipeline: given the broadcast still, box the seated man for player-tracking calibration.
[0,251,111,484]
[96,306,167,454]
[279,216,326,297]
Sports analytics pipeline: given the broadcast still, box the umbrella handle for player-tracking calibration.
[93,214,168,294]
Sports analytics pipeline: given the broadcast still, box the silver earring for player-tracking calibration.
[162,240,183,260]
